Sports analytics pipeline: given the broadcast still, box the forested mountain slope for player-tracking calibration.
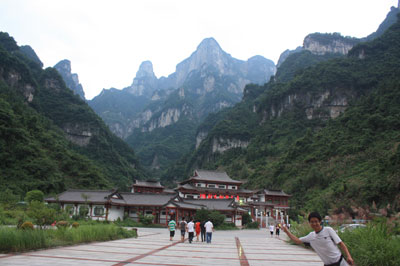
[0,32,144,197]
[173,13,400,216]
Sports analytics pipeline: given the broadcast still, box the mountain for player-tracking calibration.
[171,9,400,216]
[89,37,276,174]
[54,59,85,100]
[0,32,143,197]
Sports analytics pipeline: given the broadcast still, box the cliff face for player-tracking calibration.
[54,60,85,100]
[90,37,276,140]
[303,33,360,55]
[262,89,354,122]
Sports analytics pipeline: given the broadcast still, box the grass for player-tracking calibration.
[288,218,400,266]
[0,224,137,253]
[339,222,400,266]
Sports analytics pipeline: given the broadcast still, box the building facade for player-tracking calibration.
[46,169,290,227]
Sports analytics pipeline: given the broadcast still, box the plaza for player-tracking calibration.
[0,228,322,266]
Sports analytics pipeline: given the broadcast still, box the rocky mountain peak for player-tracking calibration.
[125,60,158,96]
[196,37,222,53]
[54,59,85,100]
[54,59,71,73]
[136,60,156,79]
[303,33,360,56]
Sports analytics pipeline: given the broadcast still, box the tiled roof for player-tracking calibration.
[177,184,254,195]
[184,199,236,211]
[181,170,242,185]
[259,189,290,197]
[194,170,242,184]
[45,189,115,203]
[133,180,164,188]
[119,193,177,206]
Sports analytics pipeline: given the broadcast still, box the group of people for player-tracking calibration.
[169,212,353,266]
[168,217,214,243]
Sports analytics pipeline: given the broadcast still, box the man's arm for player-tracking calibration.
[281,225,303,245]
[338,241,354,265]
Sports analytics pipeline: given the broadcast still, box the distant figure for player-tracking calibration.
[195,220,201,242]
[275,223,280,238]
[168,218,177,241]
[187,218,195,243]
[282,212,354,266]
[269,224,274,237]
[204,219,214,243]
[179,217,187,243]
[200,220,206,242]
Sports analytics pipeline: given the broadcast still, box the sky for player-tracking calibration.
[0,0,398,99]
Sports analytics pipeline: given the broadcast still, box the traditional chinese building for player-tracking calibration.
[45,169,290,227]
[131,180,165,193]
[176,170,254,202]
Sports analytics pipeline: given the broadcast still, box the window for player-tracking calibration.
[93,206,104,216]
[161,211,166,215]
[130,210,136,214]
[196,183,202,187]
[218,185,226,189]
[208,184,216,188]
[231,186,236,190]
[145,210,153,215]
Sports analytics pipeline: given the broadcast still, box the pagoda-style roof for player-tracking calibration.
[177,183,254,196]
[180,170,243,185]
[119,193,177,206]
[45,189,177,206]
[45,189,119,204]
[133,180,164,189]
[257,189,291,197]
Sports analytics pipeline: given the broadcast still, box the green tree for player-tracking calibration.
[26,201,57,229]
[24,190,44,203]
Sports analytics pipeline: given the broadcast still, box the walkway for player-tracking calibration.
[0,228,322,265]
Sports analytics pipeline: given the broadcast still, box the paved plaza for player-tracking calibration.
[0,228,322,265]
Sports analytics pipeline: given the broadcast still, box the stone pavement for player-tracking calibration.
[0,227,322,265]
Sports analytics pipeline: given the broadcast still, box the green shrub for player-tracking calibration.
[245,221,260,229]
[215,222,238,230]
[339,221,400,266]
[194,209,226,227]
[139,214,154,225]
[24,190,44,203]
[20,221,34,230]
[241,212,252,226]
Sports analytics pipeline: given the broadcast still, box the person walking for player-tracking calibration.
[187,218,195,243]
[195,220,201,242]
[269,224,274,238]
[179,217,187,243]
[282,212,354,266]
[200,220,206,242]
[275,223,280,238]
[168,218,177,241]
[204,219,214,243]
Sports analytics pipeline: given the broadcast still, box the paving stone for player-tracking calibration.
[0,227,322,265]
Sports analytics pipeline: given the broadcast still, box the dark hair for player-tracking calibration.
[308,212,322,222]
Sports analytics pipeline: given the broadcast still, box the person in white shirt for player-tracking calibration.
[187,218,195,243]
[204,219,214,243]
[269,224,274,237]
[282,212,354,266]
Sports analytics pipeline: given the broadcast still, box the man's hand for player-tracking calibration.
[347,256,354,265]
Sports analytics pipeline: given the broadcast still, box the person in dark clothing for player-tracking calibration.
[179,217,187,243]
[200,220,206,242]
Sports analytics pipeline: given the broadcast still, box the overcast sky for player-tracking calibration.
[0,0,397,99]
